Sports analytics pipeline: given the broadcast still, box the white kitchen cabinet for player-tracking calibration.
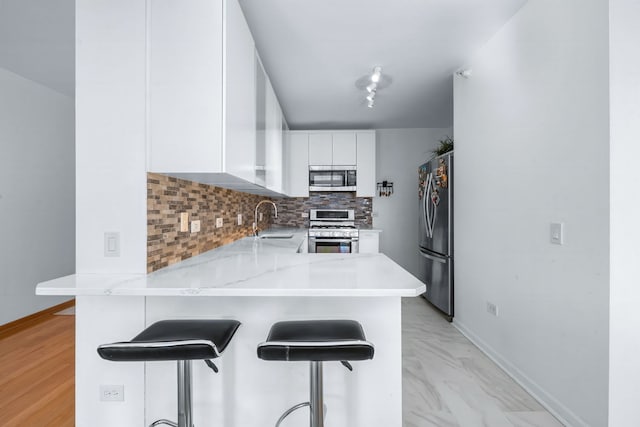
[224,0,257,183]
[265,78,283,193]
[359,230,380,253]
[332,132,357,165]
[308,133,333,165]
[285,132,310,197]
[147,0,258,184]
[356,131,376,197]
[148,0,224,173]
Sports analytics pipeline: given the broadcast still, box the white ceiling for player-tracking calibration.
[240,0,526,129]
[0,0,75,97]
[0,0,526,127]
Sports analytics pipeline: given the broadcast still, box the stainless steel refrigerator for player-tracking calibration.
[418,152,453,320]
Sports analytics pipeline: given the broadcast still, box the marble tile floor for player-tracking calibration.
[402,297,564,427]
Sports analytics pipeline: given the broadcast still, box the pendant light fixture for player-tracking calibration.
[365,66,383,108]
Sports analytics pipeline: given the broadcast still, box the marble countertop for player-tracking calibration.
[37,228,425,297]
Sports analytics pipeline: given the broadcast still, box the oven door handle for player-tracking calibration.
[309,238,357,243]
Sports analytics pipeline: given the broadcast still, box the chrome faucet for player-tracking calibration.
[253,200,278,236]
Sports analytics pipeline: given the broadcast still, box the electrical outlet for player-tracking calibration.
[180,212,189,232]
[216,217,223,228]
[486,301,498,316]
[237,214,242,225]
[301,212,309,218]
[190,220,200,233]
[259,212,263,221]
[100,385,124,401]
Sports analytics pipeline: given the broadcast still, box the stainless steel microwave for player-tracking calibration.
[309,166,357,192]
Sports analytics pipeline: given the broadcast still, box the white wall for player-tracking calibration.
[453,1,609,426]
[609,1,640,425]
[373,128,451,279]
[0,67,74,324]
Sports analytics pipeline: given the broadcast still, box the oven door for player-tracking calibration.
[309,237,358,254]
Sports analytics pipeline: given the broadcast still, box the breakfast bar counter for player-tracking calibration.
[37,231,425,427]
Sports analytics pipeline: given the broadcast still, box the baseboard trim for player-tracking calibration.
[453,318,586,427]
[0,299,75,340]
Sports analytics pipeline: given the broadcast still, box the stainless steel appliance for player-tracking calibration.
[418,152,454,320]
[309,166,357,192]
[308,209,359,253]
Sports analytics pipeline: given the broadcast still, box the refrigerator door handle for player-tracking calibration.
[422,180,430,238]
[424,173,434,238]
[419,250,447,263]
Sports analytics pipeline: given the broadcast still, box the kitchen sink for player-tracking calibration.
[259,233,294,239]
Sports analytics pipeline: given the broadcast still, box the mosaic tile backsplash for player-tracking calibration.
[147,173,273,272]
[272,192,372,228]
[147,174,373,272]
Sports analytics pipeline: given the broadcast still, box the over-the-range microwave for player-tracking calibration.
[309,165,357,192]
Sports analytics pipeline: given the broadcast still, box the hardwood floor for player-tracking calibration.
[0,298,562,427]
[0,310,74,426]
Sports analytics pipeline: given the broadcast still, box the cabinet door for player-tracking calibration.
[148,0,223,173]
[255,53,266,175]
[356,131,376,197]
[332,132,357,165]
[286,132,310,197]
[308,133,333,165]
[359,231,380,253]
[265,79,283,193]
[224,0,256,183]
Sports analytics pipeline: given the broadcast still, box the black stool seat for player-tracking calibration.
[98,319,241,362]
[257,320,374,362]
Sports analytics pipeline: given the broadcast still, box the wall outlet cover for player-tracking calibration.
[216,217,223,228]
[180,212,189,232]
[550,222,564,245]
[100,384,124,401]
[259,212,263,221]
[486,301,498,316]
[237,214,242,225]
[190,220,201,233]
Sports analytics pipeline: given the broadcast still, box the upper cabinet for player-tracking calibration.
[147,0,225,173]
[224,0,257,183]
[308,132,356,166]
[147,0,285,193]
[286,130,376,197]
[285,132,309,197]
[356,131,376,197]
[308,133,333,165]
[332,132,357,165]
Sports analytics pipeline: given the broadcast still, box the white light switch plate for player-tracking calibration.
[550,222,564,245]
[237,214,242,225]
[190,220,201,233]
[104,232,120,257]
[216,218,223,228]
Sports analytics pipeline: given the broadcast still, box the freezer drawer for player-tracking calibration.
[419,250,453,317]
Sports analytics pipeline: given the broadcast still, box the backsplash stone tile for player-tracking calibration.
[147,173,273,272]
[272,192,372,228]
[147,175,373,272]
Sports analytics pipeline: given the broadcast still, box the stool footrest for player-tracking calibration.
[275,402,309,427]
[149,419,178,427]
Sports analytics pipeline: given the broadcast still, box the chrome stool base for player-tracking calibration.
[149,360,193,427]
[275,361,328,427]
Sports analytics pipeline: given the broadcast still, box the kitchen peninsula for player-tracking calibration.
[37,230,425,427]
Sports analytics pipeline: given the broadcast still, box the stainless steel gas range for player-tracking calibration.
[308,209,359,253]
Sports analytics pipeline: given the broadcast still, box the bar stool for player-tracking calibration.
[257,319,374,427]
[97,319,241,427]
